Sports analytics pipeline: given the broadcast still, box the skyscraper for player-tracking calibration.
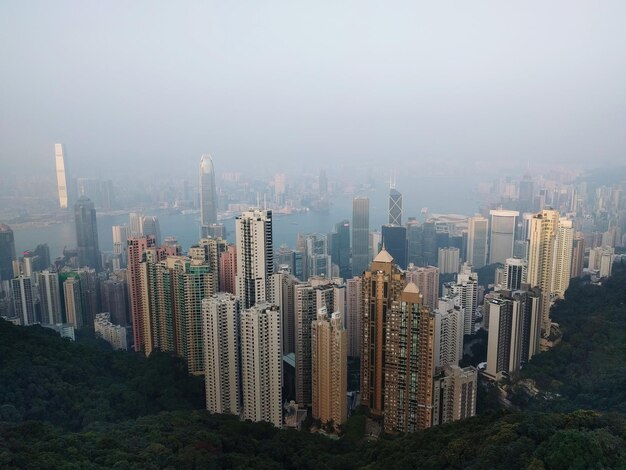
[55,143,70,209]
[432,365,477,425]
[466,216,488,269]
[381,225,407,269]
[360,248,405,416]
[240,302,282,428]
[235,209,273,310]
[203,293,241,416]
[388,188,402,226]
[433,297,464,369]
[311,308,347,426]
[64,277,83,329]
[351,197,370,276]
[303,234,332,279]
[200,154,218,238]
[140,216,161,246]
[127,235,157,352]
[37,270,62,325]
[384,282,436,433]
[0,224,16,283]
[443,264,478,336]
[527,210,572,335]
[330,220,351,280]
[112,225,128,270]
[294,280,345,407]
[74,196,101,271]
[438,247,460,274]
[503,258,528,291]
[570,234,585,278]
[12,276,37,325]
[405,265,440,311]
[346,277,362,358]
[489,210,519,265]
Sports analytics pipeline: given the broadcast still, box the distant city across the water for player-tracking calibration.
[13,176,482,260]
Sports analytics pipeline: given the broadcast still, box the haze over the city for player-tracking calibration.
[2,0,626,178]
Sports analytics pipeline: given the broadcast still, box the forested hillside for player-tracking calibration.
[1,263,626,468]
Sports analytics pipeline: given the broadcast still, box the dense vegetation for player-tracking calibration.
[511,261,626,414]
[1,263,625,468]
[0,321,204,431]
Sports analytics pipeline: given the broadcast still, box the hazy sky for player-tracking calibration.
[1,1,625,179]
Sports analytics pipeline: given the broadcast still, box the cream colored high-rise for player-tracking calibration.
[203,293,241,416]
[240,302,282,428]
[405,265,440,311]
[527,210,573,335]
[311,308,347,426]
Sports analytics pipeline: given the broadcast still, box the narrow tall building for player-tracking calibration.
[351,197,370,276]
[0,224,16,284]
[55,143,70,209]
[74,196,101,271]
[203,293,241,416]
[200,154,218,238]
[383,283,436,433]
[360,249,405,416]
[432,365,477,425]
[12,276,37,325]
[466,216,488,269]
[489,210,519,265]
[503,258,528,291]
[240,302,282,428]
[346,277,362,358]
[312,308,347,426]
[405,265,440,311]
[127,235,157,352]
[64,277,83,329]
[36,270,62,325]
[388,188,402,226]
[235,209,273,309]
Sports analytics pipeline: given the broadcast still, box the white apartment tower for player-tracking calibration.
[489,210,519,264]
[240,302,282,428]
[236,209,273,310]
[202,293,241,416]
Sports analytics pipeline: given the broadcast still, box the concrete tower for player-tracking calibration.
[200,154,218,238]
[74,196,101,271]
[351,197,370,276]
[466,215,488,269]
[55,143,70,209]
[489,210,519,265]
[235,209,273,309]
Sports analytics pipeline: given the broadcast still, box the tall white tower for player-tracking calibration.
[55,143,69,209]
[235,209,273,309]
[203,293,241,416]
[240,302,282,428]
[200,154,218,237]
[489,210,519,265]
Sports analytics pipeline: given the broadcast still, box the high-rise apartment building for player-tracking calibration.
[100,278,128,326]
[346,277,362,358]
[466,216,488,269]
[312,308,347,426]
[527,210,573,335]
[77,268,100,329]
[438,247,460,274]
[442,264,478,336]
[489,210,519,265]
[200,154,218,238]
[433,297,464,369]
[388,188,402,226]
[94,312,128,350]
[360,249,405,416]
[432,365,477,425]
[74,196,101,271]
[64,276,83,329]
[36,270,62,325]
[240,302,282,428]
[55,143,70,209]
[141,216,161,246]
[570,234,585,278]
[351,197,370,276]
[112,225,128,270]
[219,245,237,294]
[405,265,440,311]
[203,293,241,416]
[589,246,615,278]
[0,224,16,284]
[235,209,273,309]
[383,282,436,433]
[127,235,157,352]
[503,258,527,291]
[294,280,345,406]
[12,276,37,325]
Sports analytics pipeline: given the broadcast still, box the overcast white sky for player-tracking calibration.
[1,1,625,179]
